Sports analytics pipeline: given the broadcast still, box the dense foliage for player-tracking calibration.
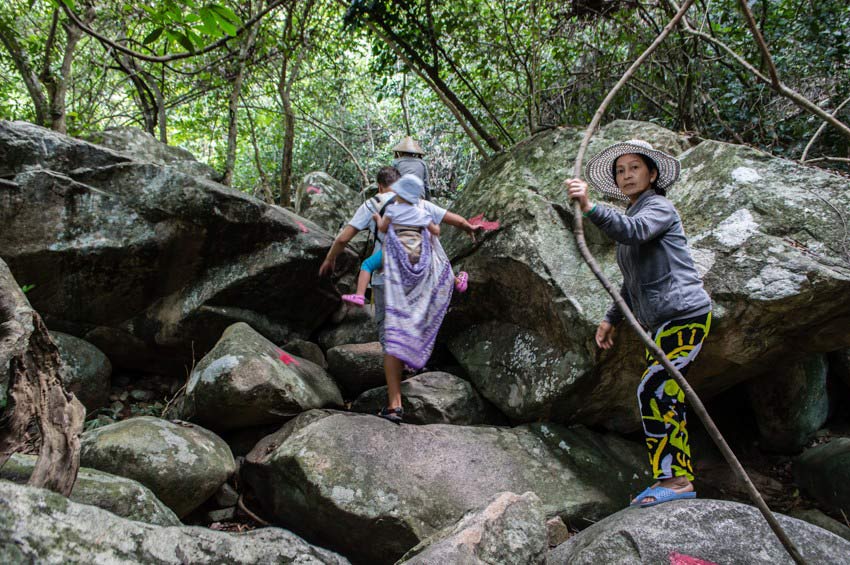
[1,0,848,202]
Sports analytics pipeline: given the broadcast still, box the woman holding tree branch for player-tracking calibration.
[566,140,712,508]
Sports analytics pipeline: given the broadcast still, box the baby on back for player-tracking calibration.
[342,174,464,307]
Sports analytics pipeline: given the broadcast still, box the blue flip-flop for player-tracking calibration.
[629,486,655,508]
[638,486,696,508]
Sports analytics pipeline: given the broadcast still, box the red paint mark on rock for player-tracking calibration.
[306,185,322,194]
[469,213,500,231]
[669,552,717,565]
[296,221,309,233]
[277,349,300,366]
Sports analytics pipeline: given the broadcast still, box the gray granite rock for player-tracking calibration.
[547,499,850,564]
[294,172,359,235]
[0,120,356,377]
[398,491,547,564]
[794,437,850,516]
[352,371,506,425]
[326,342,385,398]
[80,416,235,518]
[242,410,649,564]
[1,453,179,526]
[175,322,342,432]
[50,331,112,410]
[747,354,829,453]
[0,480,350,564]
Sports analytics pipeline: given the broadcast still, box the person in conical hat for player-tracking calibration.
[566,139,712,508]
[392,136,431,200]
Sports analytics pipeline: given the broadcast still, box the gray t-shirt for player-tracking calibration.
[348,192,446,286]
[393,157,430,199]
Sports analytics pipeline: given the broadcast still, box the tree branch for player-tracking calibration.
[58,0,290,64]
[736,0,780,89]
[802,95,850,162]
[669,0,850,143]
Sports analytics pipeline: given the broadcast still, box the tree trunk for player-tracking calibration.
[0,16,50,126]
[278,64,296,208]
[223,6,262,186]
[0,259,85,496]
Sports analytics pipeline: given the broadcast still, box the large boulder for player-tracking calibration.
[317,305,379,350]
[294,172,359,234]
[398,491,547,564]
[1,453,179,526]
[175,322,342,432]
[441,120,850,431]
[0,481,350,564]
[747,354,829,452]
[793,437,850,516]
[351,371,506,425]
[0,120,356,376]
[548,499,850,564]
[84,127,220,181]
[242,410,649,564]
[51,331,112,410]
[80,416,235,518]
[830,348,850,389]
[326,342,385,398]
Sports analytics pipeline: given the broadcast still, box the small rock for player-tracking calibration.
[326,342,385,398]
[205,507,236,523]
[398,492,547,564]
[282,338,328,369]
[351,371,506,425]
[51,331,112,410]
[547,516,571,548]
[213,483,239,509]
[130,389,156,402]
[793,437,850,516]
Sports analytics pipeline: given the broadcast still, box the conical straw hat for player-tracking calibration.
[392,136,425,155]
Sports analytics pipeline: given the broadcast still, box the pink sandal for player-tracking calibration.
[454,271,468,293]
[342,294,365,306]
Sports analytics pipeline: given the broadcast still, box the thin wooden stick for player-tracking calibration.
[566,1,807,563]
[802,95,850,162]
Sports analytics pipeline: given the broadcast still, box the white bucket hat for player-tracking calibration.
[585,139,680,202]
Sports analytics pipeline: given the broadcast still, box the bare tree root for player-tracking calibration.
[564,1,808,563]
[5,316,86,494]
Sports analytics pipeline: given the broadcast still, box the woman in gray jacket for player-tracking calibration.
[566,140,712,508]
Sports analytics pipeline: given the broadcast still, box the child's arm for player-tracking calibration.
[427,222,441,236]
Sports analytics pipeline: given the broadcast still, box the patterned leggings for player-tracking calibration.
[638,311,711,481]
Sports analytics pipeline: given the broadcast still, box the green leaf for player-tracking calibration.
[167,29,195,52]
[198,7,220,36]
[210,4,241,25]
[142,27,164,45]
[214,15,237,37]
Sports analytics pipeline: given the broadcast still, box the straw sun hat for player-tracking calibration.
[585,139,680,202]
[392,136,426,155]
